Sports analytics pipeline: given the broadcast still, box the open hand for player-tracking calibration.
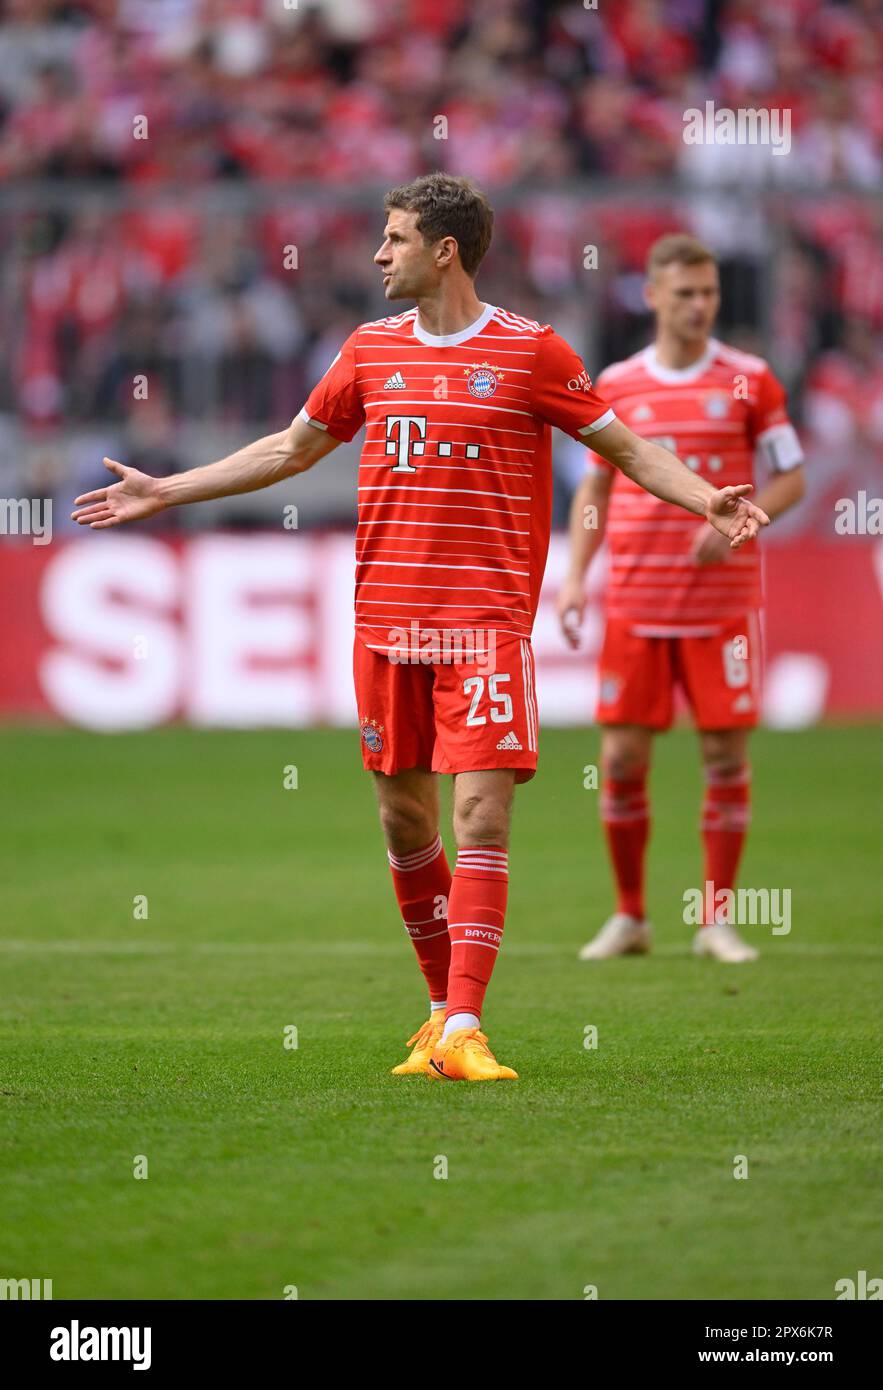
[71,458,166,529]
[705,485,769,550]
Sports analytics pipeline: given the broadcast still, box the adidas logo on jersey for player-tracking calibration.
[496,730,523,751]
[383,371,406,390]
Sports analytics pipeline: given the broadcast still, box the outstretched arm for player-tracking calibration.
[590,417,770,548]
[557,467,613,648]
[71,416,341,529]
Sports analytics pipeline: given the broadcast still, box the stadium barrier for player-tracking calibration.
[1,534,880,729]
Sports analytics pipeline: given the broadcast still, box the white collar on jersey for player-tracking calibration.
[411,302,497,347]
[641,338,719,384]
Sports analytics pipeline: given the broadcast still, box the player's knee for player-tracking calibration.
[704,756,747,782]
[453,792,510,848]
[702,736,747,780]
[603,744,648,781]
[378,797,437,855]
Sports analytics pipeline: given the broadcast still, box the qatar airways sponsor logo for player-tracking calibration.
[567,370,594,392]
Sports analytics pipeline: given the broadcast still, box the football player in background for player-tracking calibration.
[558,235,805,964]
[73,181,769,1075]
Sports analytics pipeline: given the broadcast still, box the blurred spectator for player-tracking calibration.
[0,0,879,529]
[0,1,881,185]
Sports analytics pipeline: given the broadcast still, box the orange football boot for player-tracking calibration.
[427,1027,518,1081]
[391,1010,445,1075]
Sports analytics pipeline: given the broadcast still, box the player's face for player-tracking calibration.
[374,209,440,300]
[646,262,720,346]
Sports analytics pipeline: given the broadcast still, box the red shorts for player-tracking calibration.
[353,633,539,782]
[596,613,762,731]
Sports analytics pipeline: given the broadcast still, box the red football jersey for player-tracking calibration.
[300,303,614,652]
[586,339,803,634]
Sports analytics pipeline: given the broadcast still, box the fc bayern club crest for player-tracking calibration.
[360,717,384,753]
[464,361,505,398]
[599,674,621,705]
[704,392,730,419]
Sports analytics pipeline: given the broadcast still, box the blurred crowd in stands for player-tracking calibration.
[0,0,880,531]
[2,0,882,186]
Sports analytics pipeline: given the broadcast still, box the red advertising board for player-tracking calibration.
[0,534,880,728]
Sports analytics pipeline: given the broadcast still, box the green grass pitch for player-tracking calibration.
[1,724,880,1301]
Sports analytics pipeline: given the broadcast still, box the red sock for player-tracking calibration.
[600,768,650,920]
[701,764,751,924]
[387,835,452,1005]
[445,846,508,1021]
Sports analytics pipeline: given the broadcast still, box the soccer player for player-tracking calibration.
[72,177,769,1076]
[557,234,805,964]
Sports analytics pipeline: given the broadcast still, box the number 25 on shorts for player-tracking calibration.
[463,674,513,726]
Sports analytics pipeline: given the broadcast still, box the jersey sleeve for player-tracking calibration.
[530,328,616,444]
[298,329,365,443]
[583,368,617,473]
[750,366,804,472]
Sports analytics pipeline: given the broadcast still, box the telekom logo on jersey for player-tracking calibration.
[385,414,424,473]
[384,415,481,473]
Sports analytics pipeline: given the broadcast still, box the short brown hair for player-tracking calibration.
[384,172,494,278]
[647,234,717,278]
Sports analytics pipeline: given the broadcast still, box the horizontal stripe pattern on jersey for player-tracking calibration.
[586,339,802,631]
[300,303,614,655]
